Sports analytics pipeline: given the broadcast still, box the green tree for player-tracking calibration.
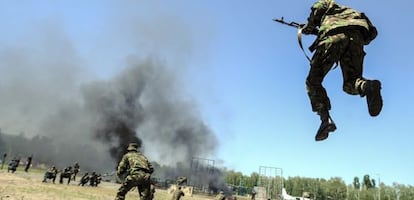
[363,174,373,189]
[325,177,347,200]
[353,176,360,190]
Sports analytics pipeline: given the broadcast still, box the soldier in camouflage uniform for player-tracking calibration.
[89,171,99,186]
[302,0,382,141]
[216,191,226,200]
[148,183,156,200]
[72,162,80,181]
[78,172,90,186]
[115,143,154,200]
[59,166,73,184]
[171,186,185,200]
[42,165,58,183]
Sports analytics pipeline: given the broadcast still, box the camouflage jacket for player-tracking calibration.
[117,151,153,175]
[172,190,185,200]
[307,0,377,44]
[215,193,226,200]
[47,167,58,174]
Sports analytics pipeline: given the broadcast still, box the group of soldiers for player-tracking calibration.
[42,162,102,187]
[1,154,33,173]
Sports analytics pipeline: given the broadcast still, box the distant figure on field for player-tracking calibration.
[79,172,90,186]
[250,190,256,200]
[1,153,7,169]
[42,165,58,183]
[59,166,73,184]
[72,162,80,181]
[216,191,226,200]
[7,157,20,173]
[24,155,33,172]
[176,176,187,186]
[89,171,100,186]
[171,186,185,200]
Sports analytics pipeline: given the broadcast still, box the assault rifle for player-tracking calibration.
[272,17,319,61]
[272,17,304,29]
[272,17,318,35]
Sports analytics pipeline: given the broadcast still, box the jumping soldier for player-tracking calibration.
[302,0,382,141]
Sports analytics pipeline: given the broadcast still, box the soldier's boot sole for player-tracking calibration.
[366,80,383,117]
[315,120,336,141]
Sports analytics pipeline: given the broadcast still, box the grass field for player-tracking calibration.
[0,168,249,200]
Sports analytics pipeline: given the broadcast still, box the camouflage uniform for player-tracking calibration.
[250,190,256,200]
[149,184,156,200]
[60,166,73,184]
[171,187,185,200]
[73,162,80,181]
[89,172,98,186]
[42,166,58,183]
[115,143,154,200]
[216,191,226,200]
[78,172,90,186]
[303,0,382,141]
[7,158,19,173]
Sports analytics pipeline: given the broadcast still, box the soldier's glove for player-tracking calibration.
[302,24,318,35]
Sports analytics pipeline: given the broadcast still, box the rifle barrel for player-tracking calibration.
[273,17,303,28]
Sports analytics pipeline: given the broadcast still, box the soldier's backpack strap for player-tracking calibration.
[297,27,312,62]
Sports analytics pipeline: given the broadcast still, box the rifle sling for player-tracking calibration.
[297,27,312,62]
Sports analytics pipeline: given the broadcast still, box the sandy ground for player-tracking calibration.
[0,169,248,200]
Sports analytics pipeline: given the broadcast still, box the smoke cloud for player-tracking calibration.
[0,2,217,172]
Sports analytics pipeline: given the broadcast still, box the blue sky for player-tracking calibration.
[0,0,413,186]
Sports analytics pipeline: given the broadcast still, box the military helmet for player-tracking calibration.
[127,143,138,151]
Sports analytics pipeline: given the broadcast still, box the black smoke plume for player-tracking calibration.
[0,1,218,175]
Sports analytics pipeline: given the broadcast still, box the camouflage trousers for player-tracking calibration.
[115,172,151,200]
[306,29,369,113]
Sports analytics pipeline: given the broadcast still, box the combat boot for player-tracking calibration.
[315,110,336,141]
[365,80,383,116]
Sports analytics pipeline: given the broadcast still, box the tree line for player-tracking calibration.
[150,163,413,199]
[224,170,414,200]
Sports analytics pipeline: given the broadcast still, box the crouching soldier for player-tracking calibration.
[79,172,90,186]
[59,166,73,184]
[42,165,58,183]
[7,158,20,173]
[89,172,99,187]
